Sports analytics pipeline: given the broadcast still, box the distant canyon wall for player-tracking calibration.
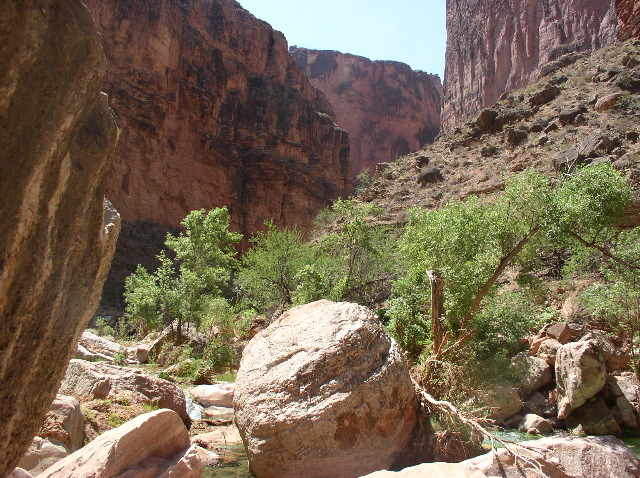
[442,0,622,130]
[291,49,442,179]
[82,0,351,238]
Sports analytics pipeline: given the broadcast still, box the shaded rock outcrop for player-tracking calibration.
[442,0,620,130]
[17,395,84,475]
[82,0,351,239]
[234,300,418,478]
[291,48,441,179]
[38,409,201,477]
[0,0,120,474]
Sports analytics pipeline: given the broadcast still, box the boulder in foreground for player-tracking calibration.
[38,409,200,477]
[363,435,640,477]
[234,300,419,478]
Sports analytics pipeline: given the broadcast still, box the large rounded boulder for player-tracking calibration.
[233,300,418,478]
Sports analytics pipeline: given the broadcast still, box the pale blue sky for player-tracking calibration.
[236,1,447,79]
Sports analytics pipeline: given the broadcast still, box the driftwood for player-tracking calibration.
[415,383,551,477]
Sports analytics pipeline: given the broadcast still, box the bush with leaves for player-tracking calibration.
[236,221,314,314]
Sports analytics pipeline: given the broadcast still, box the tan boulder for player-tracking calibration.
[0,0,120,473]
[8,468,34,478]
[79,331,124,361]
[39,409,200,477]
[537,338,562,366]
[361,462,486,477]
[546,322,572,344]
[516,355,554,396]
[595,93,623,112]
[464,435,640,477]
[192,425,243,452]
[518,414,554,435]
[234,300,418,478]
[17,437,69,476]
[59,359,189,423]
[485,387,523,420]
[555,340,606,419]
[190,383,235,408]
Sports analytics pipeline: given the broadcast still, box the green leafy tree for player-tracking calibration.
[237,221,314,313]
[124,207,242,344]
[307,198,396,306]
[391,163,633,370]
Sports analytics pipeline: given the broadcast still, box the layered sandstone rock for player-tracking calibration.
[291,49,442,179]
[234,300,418,478]
[442,0,620,130]
[82,0,351,239]
[0,1,120,474]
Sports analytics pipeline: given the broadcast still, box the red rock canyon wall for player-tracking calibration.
[442,0,620,130]
[291,49,442,179]
[82,0,351,237]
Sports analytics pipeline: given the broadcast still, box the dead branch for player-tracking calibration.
[415,383,550,477]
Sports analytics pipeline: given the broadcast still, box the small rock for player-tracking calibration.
[559,108,583,125]
[537,338,562,366]
[544,121,559,133]
[529,85,561,107]
[202,406,234,422]
[417,165,444,185]
[518,414,554,435]
[537,134,549,145]
[481,144,497,157]
[529,119,549,133]
[504,127,528,147]
[595,93,622,112]
[546,322,572,344]
[190,383,235,408]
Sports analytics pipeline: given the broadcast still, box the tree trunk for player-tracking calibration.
[427,270,446,354]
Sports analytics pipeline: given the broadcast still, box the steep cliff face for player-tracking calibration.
[0,0,120,474]
[291,49,442,179]
[442,0,620,130]
[82,0,350,238]
[617,0,640,40]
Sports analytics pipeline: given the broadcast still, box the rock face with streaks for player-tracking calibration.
[617,0,640,40]
[234,300,419,478]
[442,0,620,130]
[0,1,120,474]
[82,0,351,238]
[291,48,442,179]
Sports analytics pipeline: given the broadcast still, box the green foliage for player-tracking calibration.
[124,207,242,341]
[94,317,116,338]
[112,349,128,366]
[354,168,374,195]
[390,164,633,369]
[237,221,314,313]
[310,198,396,306]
